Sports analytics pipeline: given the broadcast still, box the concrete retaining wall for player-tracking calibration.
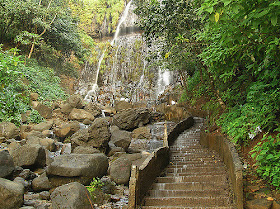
[200,131,243,209]
[128,117,194,208]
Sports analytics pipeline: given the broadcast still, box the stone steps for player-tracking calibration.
[141,118,235,208]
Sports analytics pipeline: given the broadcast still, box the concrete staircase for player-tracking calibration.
[141,118,235,209]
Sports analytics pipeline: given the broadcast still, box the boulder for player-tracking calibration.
[156,104,190,122]
[32,173,51,192]
[132,126,152,139]
[0,150,15,178]
[50,182,94,209]
[69,108,95,121]
[0,178,24,209]
[103,106,116,116]
[87,118,111,149]
[36,103,52,119]
[115,101,133,112]
[54,121,80,140]
[246,198,273,209]
[0,122,20,140]
[113,108,151,130]
[84,103,102,117]
[60,103,73,114]
[47,153,108,187]
[73,146,100,154]
[110,126,132,151]
[128,139,149,153]
[70,128,89,148]
[33,121,53,132]
[39,138,56,152]
[11,144,46,168]
[13,177,29,189]
[109,157,132,185]
[67,94,84,109]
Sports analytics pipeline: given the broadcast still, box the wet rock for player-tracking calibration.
[36,103,52,119]
[0,122,20,140]
[11,144,46,168]
[47,153,108,187]
[73,146,100,154]
[67,94,84,109]
[115,101,133,112]
[33,121,53,132]
[50,182,94,209]
[32,173,51,192]
[0,178,24,209]
[87,118,111,149]
[113,108,151,130]
[110,126,132,151]
[132,126,151,139]
[246,198,273,209]
[69,108,95,121]
[0,150,15,178]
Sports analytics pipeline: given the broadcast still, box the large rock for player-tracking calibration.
[54,121,80,140]
[70,128,89,149]
[36,103,52,119]
[11,144,46,168]
[32,121,53,132]
[69,108,95,121]
[246,198,273,209]
[156,104,190,122]
[67,94,84,109]
[87,118,111,149]
[47,153,108,187]
[60,103,73,114]
[110,126,132,151]
[73,146,100,154]
[0,150,15,178]
[115,101,133,112]
[0,178,24,209]
[84,103,102,117]
[32,172,51,192]
[0,122,20,139]
[109,157,132,185]
[50,182,94,209]
[113,108,151,130]
[132,126,151,139]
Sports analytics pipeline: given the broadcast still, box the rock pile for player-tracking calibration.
[0,93,184,208]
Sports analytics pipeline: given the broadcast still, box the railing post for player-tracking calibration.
[128,165,139,209]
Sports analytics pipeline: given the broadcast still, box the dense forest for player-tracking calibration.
[135,0,280,190]
[0,0,280,193]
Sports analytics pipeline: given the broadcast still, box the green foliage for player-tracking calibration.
[86,178,104,201]
[0,47,66,126]
[251,134,280,189]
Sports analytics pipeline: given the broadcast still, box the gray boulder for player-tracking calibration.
[87,118,111,149]
[47,153,108,187]
[0,150,15,178]
[70,128,89,149]
[110,126,132,151]
[0,122,20,140]
[11,144,46,168]
[113,108,151,130]
[32,173,51,192]
[109,157,131,185]
[51,182,94,209]
[0,178,24,209]
[69,108,95,121]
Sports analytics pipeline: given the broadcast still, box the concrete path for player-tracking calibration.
[142,118,235,208]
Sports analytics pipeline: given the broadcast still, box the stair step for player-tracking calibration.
[151,182,228,191]
[155,174,227,183]
[143,197,232,207]
[147,189,230,198]
[165,171,227,176]
[166,166,226,174]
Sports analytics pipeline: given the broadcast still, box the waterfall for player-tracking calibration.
[84,1,133,102]
[157,67,172,97]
